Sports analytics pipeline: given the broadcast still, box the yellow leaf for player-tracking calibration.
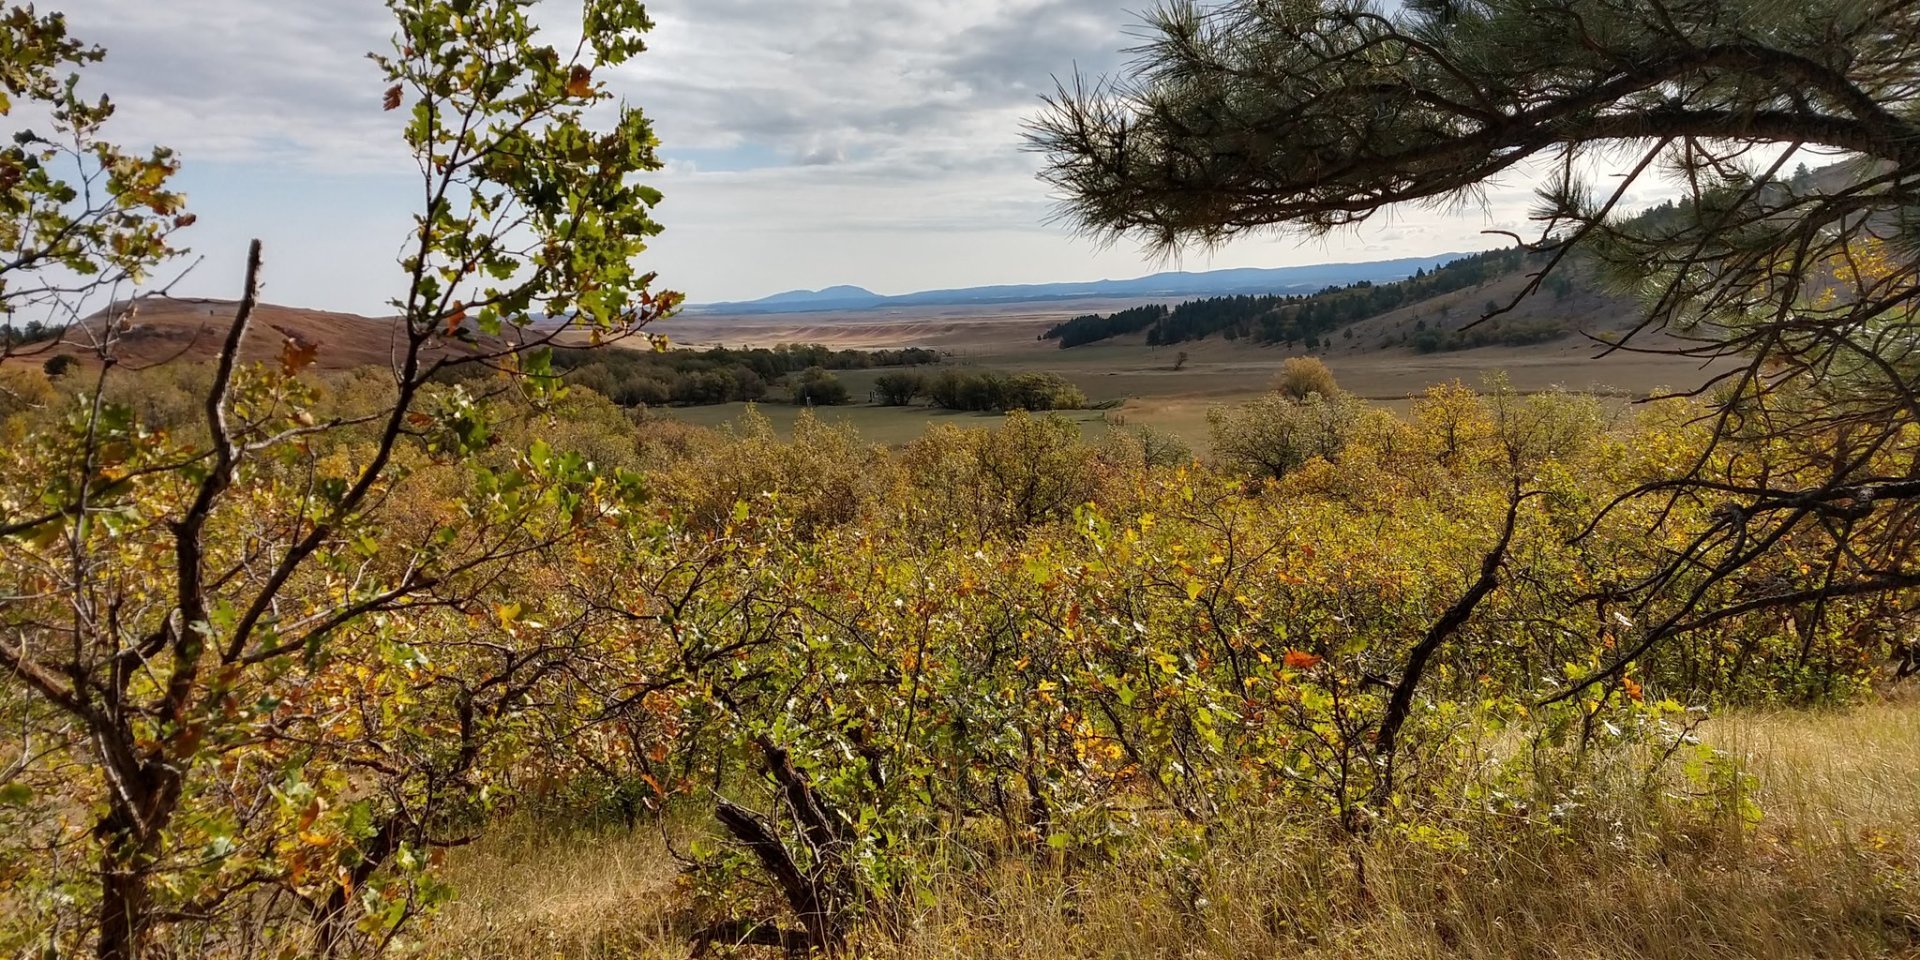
[495,602,522,627]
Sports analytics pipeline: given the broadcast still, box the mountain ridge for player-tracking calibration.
[693,254,1476,315]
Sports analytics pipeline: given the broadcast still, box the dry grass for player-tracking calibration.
[427,701,1920,959]
[421,821,692,959]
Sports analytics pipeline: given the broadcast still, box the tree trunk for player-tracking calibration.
[313,817,408,957]
[1370,488,1522,809]
[96,814,160,960]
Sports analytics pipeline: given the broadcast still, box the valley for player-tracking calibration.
[43,275,1735,450]
[636,280,1733,444]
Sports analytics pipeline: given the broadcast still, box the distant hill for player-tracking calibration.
[1030,160,1879,355]
[752,285,886,309]
[37,298,487,372]
[1043,248,1587,350]
[692,254,1472,315]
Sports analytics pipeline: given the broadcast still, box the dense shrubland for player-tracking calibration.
[6,358,1915,956]
[1410,315,1568,352]
[432,705,1920,960]
[533,347,1094,413]
[8,0,1920,956]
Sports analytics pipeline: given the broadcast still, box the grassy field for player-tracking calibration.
[645,345,1720,450]
[427,700,1920,959]
[641,297,1735,447]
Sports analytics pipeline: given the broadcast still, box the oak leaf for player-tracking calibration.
[273,325,320,374]
[1283,649,1323,670]
[566,65,593,98]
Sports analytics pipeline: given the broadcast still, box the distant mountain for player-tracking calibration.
[752,285,886,308]
[691,254,1474,315]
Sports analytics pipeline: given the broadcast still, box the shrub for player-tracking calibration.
[926,370,969,409]
[653,408,896,536]
[927,370,1007,411]
[1003,372,1087,411]
[790,367,851,405]
[902,412,1096,537]
[1208,390,1361,481]
[1099,425,1192,470]
[733,368,770,402]
[675,368,737,404]
[873,371,925,405]
[0,367,56,422]
[1274,355,1339,400]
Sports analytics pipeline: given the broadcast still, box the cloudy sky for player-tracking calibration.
[62,0,1566,315]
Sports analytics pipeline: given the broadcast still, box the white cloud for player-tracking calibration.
[68,0,403,171]
[50,0,1577,308]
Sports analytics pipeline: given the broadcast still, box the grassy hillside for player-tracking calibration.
[26,297,535,373]
[31,298,413,370]
[1040,247,1658,356]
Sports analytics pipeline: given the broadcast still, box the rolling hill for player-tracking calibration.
[31,298,506,372]
[1028,247,1667,358]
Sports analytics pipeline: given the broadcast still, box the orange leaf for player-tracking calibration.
[382,84,403,111]
[1283,650,1322,671]
[1623,677,1644,703]
[565,65,593,98]
[297,798,322,831]
[279,335,319,375]
[444,303,468,335]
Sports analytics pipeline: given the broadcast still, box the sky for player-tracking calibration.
[59,0,1605,315]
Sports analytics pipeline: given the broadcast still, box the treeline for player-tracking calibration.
[548,342,938,406]
[1041,304,1169,348]
[1051,247,1543,348]
[873,368,1090,411]
[1,320,61,346]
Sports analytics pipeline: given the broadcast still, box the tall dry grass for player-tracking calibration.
[427,701,1920,959]
[422,820,692,959]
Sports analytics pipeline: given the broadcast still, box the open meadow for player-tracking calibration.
[642,300,1733,446]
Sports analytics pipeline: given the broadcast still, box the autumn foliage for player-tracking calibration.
[5,1,1920,958]
[6,363,1915,955]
